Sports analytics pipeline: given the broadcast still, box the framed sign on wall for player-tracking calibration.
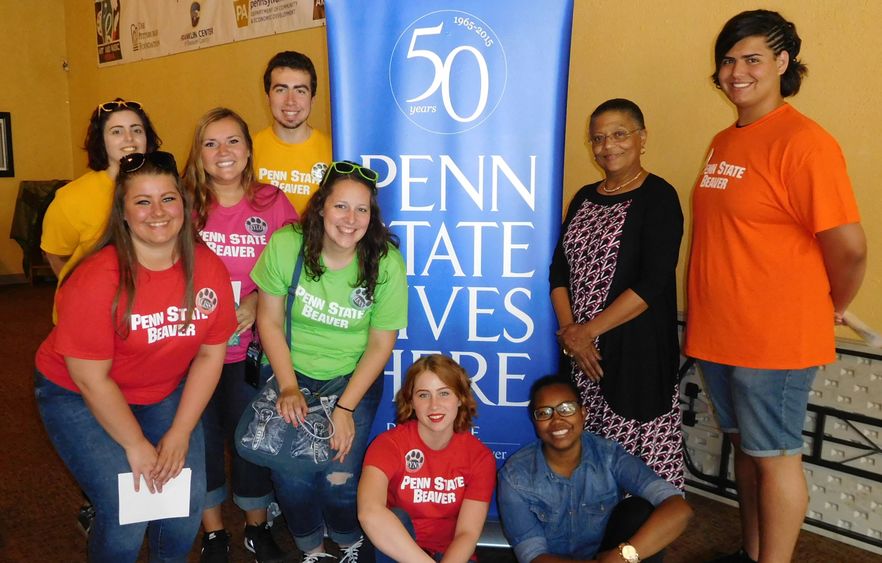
[0,112,13,178]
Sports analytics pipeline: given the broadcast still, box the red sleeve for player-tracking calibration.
[53,250,118,360]
[198,246,239,345]
[463,437,496,502]
[364,429,402,482]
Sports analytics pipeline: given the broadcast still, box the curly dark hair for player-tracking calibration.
[395,355,477,433]
[712,10,808,97]
[298,162,398,301]
[84,98,162,171]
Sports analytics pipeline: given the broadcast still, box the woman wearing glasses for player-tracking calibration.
[182,107,298,562]
[550,98,685,488]
[42,99,162,284]
[358,354,495,563]
[34,151,237,561]
[251,160,407,562]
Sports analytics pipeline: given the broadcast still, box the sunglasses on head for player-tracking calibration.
[532,400,579,421]
[97,100,143,114]
[328,160,380,184]
[119,151,178,175]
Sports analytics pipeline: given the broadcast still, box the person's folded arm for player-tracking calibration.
[357,465,434,563]
[153,342,226,487]
[440,498,490,563]
[816,222,867,319]
[256,288,306,424]
[498,470,582,563]
[66,356,158,493]
[609,443,693,560]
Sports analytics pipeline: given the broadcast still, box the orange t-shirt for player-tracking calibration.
[685,104,860,369]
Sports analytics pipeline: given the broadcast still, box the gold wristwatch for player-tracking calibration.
[617,542,640,563]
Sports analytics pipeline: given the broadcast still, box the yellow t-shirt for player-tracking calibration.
[252,127,332,215]
[41,170,114,283]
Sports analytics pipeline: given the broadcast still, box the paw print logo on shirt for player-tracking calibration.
[312,162,329,183]
[350,287,372,310]
[196,287,218,315]
[404,448,424,472]
[245,216,268,236]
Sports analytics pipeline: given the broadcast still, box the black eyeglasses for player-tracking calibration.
[533,400,579,421]
[328,160,379,184]
[119,151,178,175]
[97,100,143,114]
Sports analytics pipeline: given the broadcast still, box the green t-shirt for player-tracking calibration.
[251,226,408,379]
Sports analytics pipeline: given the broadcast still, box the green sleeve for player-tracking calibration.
[369,245,409,330]
[250,225,301,296]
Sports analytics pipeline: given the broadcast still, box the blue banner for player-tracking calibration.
[326,0,573,479]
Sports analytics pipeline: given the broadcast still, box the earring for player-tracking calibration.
[640,147,646,155]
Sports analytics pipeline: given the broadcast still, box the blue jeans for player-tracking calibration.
[698,360,817,456]
[35,372,206,563]
[272,371,382,552]
[372,508,456,563]
[202,361,274,511]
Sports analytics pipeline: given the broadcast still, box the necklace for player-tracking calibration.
[600,169,644,193]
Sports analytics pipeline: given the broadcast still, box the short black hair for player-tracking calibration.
[528,374,580,412]
[590,98,645,129]
[263,50,318,96]
[713,10,807,97]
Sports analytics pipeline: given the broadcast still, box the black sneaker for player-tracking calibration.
[200,530,231,563]
[76,503,96,538]
[706,549,757,563]
[244,522,289,562]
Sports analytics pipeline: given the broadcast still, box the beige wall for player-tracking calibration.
[0,0,72,275]
[1,1,878,333]
[564,0,880,337]
[61,2,332,174]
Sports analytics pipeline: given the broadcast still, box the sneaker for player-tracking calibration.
[200,530,231,563]
[706,549,757,563]
[339,537,364,563]
[301,553,337,563]
[76,503,96,538]
[244,522,289,563]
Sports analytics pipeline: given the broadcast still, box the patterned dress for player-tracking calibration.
[550,174,686,488]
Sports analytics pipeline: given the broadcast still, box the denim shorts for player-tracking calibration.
[697,360,817,457]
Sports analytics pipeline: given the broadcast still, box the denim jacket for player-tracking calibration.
[497,433,681,563]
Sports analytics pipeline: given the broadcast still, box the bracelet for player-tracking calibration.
[335,403,355,413]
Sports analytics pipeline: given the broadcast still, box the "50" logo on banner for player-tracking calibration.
[390,11,507,135]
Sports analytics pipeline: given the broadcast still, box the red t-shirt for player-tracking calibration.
[363,420,496,554]
[36,244,237,404]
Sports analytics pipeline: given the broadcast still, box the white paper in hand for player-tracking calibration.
[118,468,191,525]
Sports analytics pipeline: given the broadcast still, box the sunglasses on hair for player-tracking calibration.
[119,151,178,175]
[533,400,579,421]
[328,160,380,184]
[97,100,143,113]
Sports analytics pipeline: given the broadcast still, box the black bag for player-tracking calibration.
[244,331,262,388]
